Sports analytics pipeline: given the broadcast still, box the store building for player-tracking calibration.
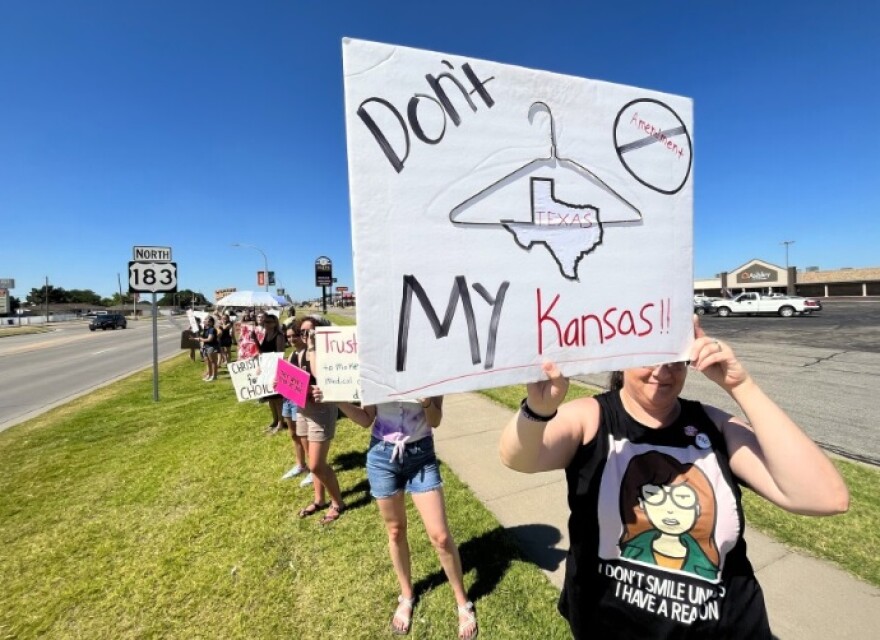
[694,259,880,298]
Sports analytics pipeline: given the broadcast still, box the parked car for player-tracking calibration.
[89,314,127,330]
[712,293,820,317]
[694,296,715,316]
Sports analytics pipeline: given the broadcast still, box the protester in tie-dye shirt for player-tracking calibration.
[332,397,478,639]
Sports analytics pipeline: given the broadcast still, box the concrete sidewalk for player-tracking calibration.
[434,392,880,640]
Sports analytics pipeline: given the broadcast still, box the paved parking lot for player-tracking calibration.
[700,298,880,353]
[577,298,880,465]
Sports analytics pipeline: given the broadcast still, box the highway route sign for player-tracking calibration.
[129,261,178,293]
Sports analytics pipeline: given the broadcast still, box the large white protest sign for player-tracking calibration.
[314,326,360,402]
[343,39,693,404]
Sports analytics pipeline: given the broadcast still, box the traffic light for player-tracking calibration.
[268,271,276,286]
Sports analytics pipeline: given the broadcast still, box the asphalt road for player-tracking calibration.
[576,299,880,465]
[700,298,880,353]
[0,316,187,432]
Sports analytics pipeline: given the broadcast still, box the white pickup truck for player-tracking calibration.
[712,293,822,317]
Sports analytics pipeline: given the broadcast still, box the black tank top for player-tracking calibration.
[559,391,771,639]
[257,329,284,353]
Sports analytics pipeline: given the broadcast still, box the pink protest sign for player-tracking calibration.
[275,359,310,407]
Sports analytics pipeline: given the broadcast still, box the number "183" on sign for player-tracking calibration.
[129,261,178,293]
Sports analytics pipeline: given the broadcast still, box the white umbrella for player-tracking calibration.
[214,290,282,308]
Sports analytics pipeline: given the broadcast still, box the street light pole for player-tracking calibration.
[231,243,269,292]
[781,240,795,271]
[781,240,796,295]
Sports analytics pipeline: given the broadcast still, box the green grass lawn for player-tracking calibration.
[479,384,880,588]
[0,355,569,639]
[3,344,876,639]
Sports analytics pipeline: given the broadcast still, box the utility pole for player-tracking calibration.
[44,276,49,323]
[781,240,796,295]
[781,240,795,271]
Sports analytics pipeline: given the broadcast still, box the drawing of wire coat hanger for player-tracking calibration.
[449,101,642,227]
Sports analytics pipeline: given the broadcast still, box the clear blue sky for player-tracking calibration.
[2,1,876,302]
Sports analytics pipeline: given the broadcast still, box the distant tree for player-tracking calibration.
[66,289,103,305]
[26,286,68,304]
[103,292,135,307]
[169,289,208,308]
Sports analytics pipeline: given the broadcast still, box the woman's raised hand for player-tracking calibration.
[526,361,569,416]
[690,316,751,392]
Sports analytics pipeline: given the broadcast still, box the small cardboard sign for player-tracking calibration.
[275,359,311,407]
[180,330,200,350]
[314,326,360,402]
[186,309,201,333]
[227,353,284,402]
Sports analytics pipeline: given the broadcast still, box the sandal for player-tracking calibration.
[298,501,328,518]
[318,503,344,525]
[457,601,478,640]
[391,594,414,635]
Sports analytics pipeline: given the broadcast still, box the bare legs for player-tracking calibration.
[411,489,470,608]
[284,417,307,468]
[377,493,413,596]
[377,488,475,638]
[309,439,343,509]
[203,351,218,380]
[377,494,413,633]
[267,396,283,432]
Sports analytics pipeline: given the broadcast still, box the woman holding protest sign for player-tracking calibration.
[332,396,478,639]
[256,313,287,435]
[499,317,848,639]
[279,320,310,483]
[295,316,345,524]
[235,316,259,362]
[195,316,219,382]
[217,313,234,367]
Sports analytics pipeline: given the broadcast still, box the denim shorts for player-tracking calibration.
[366,436,443,499]
[282,399,298,419]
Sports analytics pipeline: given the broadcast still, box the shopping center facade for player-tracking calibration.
[694,259,880,298]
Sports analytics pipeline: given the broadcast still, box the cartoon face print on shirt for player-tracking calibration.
[617,451,720,580]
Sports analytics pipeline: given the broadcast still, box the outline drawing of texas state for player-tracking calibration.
[502,177,604,281]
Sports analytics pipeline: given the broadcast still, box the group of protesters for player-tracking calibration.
[186,297,852,640]
[283,315,478,638]
[193,307,479,639]
[276,313,846,640]
[190,311,235,381]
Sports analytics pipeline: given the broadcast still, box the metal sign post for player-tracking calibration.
[151,292,159,401]
[130,246,177,402]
